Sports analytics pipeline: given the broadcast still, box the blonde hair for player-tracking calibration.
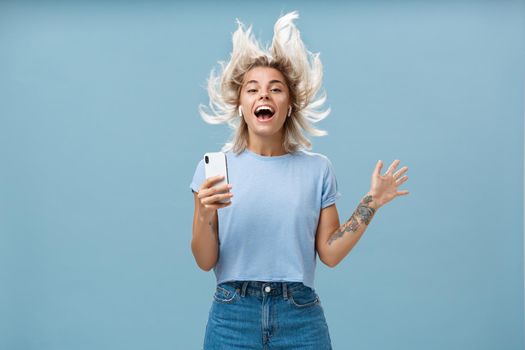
[198,11,331,154]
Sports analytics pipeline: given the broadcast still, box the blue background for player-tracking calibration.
[1,1,524,349]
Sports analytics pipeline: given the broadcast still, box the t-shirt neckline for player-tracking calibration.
[243,148,293,161]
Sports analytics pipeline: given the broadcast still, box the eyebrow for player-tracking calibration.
[244,79,285,86]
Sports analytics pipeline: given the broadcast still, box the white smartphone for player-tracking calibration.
[203,152,230,204]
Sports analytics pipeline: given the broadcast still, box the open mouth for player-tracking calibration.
[254,105,275,121]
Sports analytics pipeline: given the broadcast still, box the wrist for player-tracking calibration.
[198,210,216,223]
[366,191,382,210]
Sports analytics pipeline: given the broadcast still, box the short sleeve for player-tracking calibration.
[321,157,342,209]
[189,158,206,193]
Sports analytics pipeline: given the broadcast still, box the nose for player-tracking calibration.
[258,89,270,100]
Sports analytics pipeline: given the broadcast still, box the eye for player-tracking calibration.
[247,89,257,93]
[271,88,282,93]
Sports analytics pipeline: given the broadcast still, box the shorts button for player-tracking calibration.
[264,286,271,293]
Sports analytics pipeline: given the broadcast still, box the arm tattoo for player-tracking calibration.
[327,195,377,245]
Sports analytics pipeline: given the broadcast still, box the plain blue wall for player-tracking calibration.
[1,1,523,349]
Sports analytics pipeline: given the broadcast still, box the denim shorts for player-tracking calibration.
[202,280,332,350]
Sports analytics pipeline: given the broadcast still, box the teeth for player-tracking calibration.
[255,105,274,113]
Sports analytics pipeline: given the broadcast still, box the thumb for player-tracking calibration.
[374,160,383,177]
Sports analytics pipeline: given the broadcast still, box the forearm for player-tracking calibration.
[325,192,380,267]
[191,211,219,271]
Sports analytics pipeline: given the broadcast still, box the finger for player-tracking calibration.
[396,190,409,196]
[198,183,231,199]
[207,192,234,204]
[204,201,232,210]
[396,175,408,185]
[204,199,232,208]
[202,192,234,205]
[386,159,401,176]
[218,183,233,192]
[393,166,409,179]
[197,186,217,199]
[374,160,383,177]
[198,177,223,194]
[204,175,226,187]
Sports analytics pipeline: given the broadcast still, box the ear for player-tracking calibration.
[238,106,243,117]
[287,106,292,117]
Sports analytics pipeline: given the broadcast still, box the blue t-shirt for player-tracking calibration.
[189,148,342,289]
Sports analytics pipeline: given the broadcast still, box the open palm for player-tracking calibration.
[369,159,410,208]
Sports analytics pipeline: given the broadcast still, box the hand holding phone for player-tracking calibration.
[197,175,233,216]
[202,152,231,205]
[204,152,229,184]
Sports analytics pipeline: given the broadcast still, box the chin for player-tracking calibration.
[251,127,286,139]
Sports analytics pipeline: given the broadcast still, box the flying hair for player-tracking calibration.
[198,11,331,154]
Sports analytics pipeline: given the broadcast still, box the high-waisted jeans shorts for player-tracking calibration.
[202,280,332,350]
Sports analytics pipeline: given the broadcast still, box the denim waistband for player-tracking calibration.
[219,280,306,299]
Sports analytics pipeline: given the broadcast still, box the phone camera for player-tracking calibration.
[204,156,209,164]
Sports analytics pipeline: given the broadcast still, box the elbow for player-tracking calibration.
[326,260,338,268]
[197,262,215,272]
[193,254,216,271]
[191,240,216,272]
[321,256,339,268]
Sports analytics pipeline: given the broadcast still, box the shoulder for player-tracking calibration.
[191,156,205,176]
[194,157,205,168]
[224,149,243,159]
[294,150,334,168]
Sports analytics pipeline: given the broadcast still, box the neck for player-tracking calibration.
[246,134,287,157]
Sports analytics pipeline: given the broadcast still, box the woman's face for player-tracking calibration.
[239,66,291,141]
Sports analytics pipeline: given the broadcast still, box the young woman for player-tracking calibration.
[190,11,410,350]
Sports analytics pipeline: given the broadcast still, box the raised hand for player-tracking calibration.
[369,159,409,208]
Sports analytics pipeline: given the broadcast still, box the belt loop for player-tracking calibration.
[283,282,288,300]
[241,281,249,297]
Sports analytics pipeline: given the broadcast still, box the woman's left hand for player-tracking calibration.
[369,159,410,208]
